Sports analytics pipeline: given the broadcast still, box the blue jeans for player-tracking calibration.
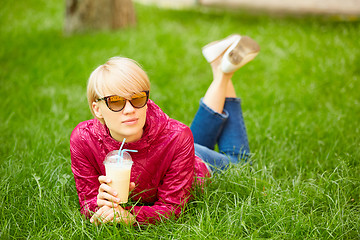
[190,98,250,172]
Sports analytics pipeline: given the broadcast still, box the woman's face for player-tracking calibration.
[92,91,147,143]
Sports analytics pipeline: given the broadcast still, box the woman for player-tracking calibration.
[70,34,260,225]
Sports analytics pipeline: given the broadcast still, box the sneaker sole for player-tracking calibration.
[228,36,260,65]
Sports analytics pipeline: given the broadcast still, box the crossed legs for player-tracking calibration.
[190,56,250,171]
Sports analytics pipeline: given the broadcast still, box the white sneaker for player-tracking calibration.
[221,36,260,73]
[202,34,241,63]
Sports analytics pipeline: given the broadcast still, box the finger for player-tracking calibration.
[97,199,115,208]
[97,198,119,208]
[90,215,95,224]
[129,182,135,192]
[93,205,114,225]
[102,208,118,224]
[99,183,118,196]
[98,192,121,203]
[90,207,106,224]
[98,175,111,184]
[91,214,103,225]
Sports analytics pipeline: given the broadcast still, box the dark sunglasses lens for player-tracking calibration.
[107,96,126,111]
[130,92,148,108]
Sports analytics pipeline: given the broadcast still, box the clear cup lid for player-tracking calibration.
[103,150,133,165]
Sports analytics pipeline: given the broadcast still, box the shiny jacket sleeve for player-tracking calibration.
[128,127,195,224]
[70,126,100,217]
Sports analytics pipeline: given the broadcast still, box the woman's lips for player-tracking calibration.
[122,118,138,125]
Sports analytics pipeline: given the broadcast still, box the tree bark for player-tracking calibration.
[64,0,136,35]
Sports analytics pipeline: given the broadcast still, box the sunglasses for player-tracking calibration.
[96,91,149,112]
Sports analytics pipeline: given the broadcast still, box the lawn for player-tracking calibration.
[1,0,359,239]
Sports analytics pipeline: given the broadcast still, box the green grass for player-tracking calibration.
[1,0,360,239]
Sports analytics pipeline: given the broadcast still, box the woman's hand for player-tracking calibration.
[90,205,135,225]
[97,175,135,208]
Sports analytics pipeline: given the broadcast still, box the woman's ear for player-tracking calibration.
[92,102,103,119]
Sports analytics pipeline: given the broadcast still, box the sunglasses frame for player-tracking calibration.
[96,90,149,112]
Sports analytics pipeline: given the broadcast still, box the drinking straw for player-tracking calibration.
[117,138,126,163]
[116,138,138,165]
[119,138,126,153]
[120,149,138,161]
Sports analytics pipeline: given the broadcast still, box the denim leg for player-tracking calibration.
[191,97,250,172]
[194,143,234,172]
[218,98,250,163]
[190,98,228,150]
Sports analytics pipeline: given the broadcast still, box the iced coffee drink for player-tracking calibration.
[104,150,133,204]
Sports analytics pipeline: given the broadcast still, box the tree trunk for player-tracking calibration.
[64,0,136,35]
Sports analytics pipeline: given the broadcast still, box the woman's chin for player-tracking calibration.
[112,128,143,142]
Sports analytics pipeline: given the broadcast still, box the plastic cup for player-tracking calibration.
[103,150,133,204]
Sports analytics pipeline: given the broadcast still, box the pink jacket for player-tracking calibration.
[70,100,210,224]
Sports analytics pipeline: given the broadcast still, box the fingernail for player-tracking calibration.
[116,198,121,202]
[113,191,117,196]
[90,219,93,223]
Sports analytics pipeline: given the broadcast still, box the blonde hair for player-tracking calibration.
[87,57,150,117]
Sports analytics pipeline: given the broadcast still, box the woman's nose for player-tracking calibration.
[122,100,135,114]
